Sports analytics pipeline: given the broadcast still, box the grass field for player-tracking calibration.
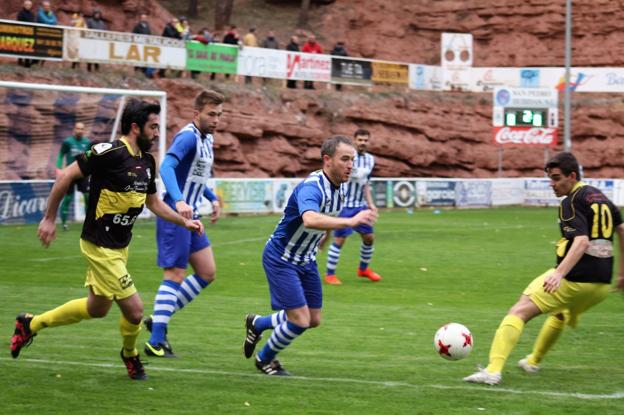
[1,208,623,414]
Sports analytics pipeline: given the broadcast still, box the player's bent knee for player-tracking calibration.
[88,308,108,318]
[308,319,321,328]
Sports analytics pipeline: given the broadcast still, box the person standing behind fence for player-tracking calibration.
[330,41,348,91]
[286,35,300,89]
[16,0,35,68]
[132,14,152,77]
[301,35,322,90]
[222,25,240,80]
[37,1,57,25]
[70,12,87,69]
[242,27,258,84]
[86,9,107,72]
[160,18,182,78]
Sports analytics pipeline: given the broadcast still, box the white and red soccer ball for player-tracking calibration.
[434,323,473,361]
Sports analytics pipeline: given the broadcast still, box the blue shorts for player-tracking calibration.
[262,242,322,311]
[156,216,210,269]
[333,206,374,238]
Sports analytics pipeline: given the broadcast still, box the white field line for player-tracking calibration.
[0,357,622,401]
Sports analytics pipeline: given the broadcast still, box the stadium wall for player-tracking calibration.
[1,178,621,225]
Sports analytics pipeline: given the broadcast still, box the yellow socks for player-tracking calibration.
[120,316,141,357]
[527,315,565,365]
[30,298,91,332]
[487,314,525,374]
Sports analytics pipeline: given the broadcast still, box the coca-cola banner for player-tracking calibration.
[493,127,558,147]
[0,180,54,224]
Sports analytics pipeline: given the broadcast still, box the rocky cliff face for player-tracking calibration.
[2,1,624,179]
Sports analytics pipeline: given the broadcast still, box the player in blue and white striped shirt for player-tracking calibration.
[243,135,377,375]
[325,129,382,285]
[144,90,223,358]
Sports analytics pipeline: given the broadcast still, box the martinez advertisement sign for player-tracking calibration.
[186,42,238,73]
[286,51,331,81]
[331,57,372,85]
[0,20,63,60]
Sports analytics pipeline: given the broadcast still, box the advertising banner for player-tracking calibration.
[455,180,492,207]
[492,127,558,147]
[391,180,416,207]
[272,179,300,213]
[63,28,186,69]
[491,179,525,206]
[0,180,54,224]
[371,61,409,85]
[0,20,63,60]
[216,180,273,213]
[286,51,331,81]
[331,57,373,85]
[186,42,238,73]
[408,64,443,90]
[237,46,287,79]
[369,180,389,208]
[441,32,473,90]
[416,180,456,206]
[469,67,520,92]
[524,179,560,206]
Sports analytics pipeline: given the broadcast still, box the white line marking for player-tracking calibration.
[1,357,622,400]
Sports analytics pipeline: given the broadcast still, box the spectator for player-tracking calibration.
[132,14,152,77]
[242,27,258,84]
[330,41,348,91]
[37,1,57,25]
[179,17,191,40]
[132,13,151,35]
[86,9,107,72]
[222,25,239,79]
[286,35,300,89]
[16,0,35,68]
[301,34,323,89]
[261,31,279,49]
[160,18,182,78]
[70,12,87,69]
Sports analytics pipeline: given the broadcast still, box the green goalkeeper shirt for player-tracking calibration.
[57,135,91,168]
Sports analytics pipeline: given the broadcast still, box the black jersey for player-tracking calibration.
[556,183,623,284]
[76,138,157,249]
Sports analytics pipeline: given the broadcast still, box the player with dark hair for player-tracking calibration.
[56,122,90,230]
[144,90,224,358]
[10,99,204,380]
[242,135,378,375]
[324,128,381,285]
[464,152,624,385]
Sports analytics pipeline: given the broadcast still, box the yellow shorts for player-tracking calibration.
[523,268,610,328]
[80,239,136,300]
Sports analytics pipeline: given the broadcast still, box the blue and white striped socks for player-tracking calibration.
[149,274,209,345]
[326,242,342,275]
[257,320,306,362]
[254,310,286,332]
[359,243,374,270]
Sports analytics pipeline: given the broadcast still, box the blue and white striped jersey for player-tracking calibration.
[344,152,375,208]
[163,123,214,209]
[267,170,345,265]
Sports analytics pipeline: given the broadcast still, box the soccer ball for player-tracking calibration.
[434,323,473,361]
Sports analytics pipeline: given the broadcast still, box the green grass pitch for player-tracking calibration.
[1,208,623,414]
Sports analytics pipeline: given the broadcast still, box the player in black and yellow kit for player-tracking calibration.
[9,99,204,380]
[464,152,624,385]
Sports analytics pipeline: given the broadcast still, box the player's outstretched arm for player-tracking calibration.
[146,193,204,235]
[38,162,84,247]
[302,209,377,231]
[614,224,624,293]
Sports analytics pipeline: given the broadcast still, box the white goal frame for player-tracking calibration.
[0,81,168,166]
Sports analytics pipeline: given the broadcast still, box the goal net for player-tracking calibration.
[0,81,167,223]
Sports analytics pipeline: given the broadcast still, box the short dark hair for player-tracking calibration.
[354,128,370,138]
[194,90,225,111]
[321,135,354,158]
[545,152,581,178]
[120,99,161,135]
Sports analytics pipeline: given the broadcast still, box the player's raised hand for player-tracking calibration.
[175,200,194,219]
[351,209,378,227]
[37,218,57,248]
[184,218,204,235]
